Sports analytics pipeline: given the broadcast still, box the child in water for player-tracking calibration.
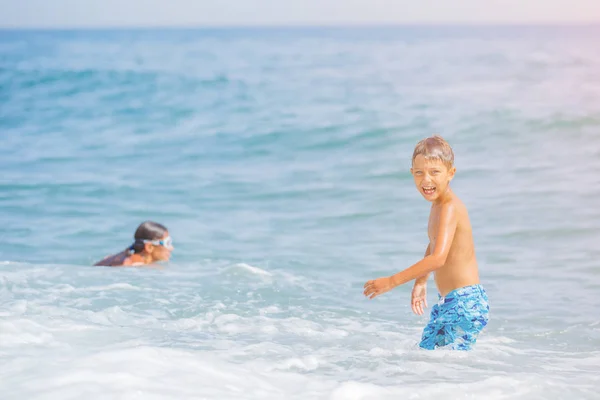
[94,221,174,267]
[363,135,489,350]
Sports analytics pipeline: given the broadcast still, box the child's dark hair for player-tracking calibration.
[129,221,168,253]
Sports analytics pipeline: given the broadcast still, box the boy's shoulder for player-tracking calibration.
[445,192,472,227]
[433,192,469,222]
[449,191,466,208]
[433,191,463,209]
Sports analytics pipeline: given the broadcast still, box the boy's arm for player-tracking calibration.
[364,203,458,299]
[414,244,431,286]
[411,244,431,315]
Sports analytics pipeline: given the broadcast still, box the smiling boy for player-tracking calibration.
[363,135,489,350]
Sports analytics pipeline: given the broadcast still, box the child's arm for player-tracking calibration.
[411,244,431,315]
[414,244,431,286]
[364,203,458,299]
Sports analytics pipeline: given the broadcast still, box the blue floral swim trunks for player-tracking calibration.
[419,284,489,351]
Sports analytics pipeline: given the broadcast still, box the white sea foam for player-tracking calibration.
[2,262,598,399]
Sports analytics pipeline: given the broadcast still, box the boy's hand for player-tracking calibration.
[363,277,394,299]
[411,282,428,315]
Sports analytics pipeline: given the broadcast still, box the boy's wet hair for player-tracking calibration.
[412,135,454,169]
[130,221,168,253]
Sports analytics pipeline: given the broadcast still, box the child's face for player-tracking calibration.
[145,232,173,262]
[411,155,455,202]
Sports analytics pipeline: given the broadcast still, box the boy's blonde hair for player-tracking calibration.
[412,135,454,169]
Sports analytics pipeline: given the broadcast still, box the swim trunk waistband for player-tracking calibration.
[437,284,487,306]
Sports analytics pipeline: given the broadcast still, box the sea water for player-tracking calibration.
[1,26,600,399]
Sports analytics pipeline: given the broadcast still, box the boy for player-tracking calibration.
[363,135,489,350]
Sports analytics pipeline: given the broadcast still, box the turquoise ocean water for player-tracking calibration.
[1,26,600,399]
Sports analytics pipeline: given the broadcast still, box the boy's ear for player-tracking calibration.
[448,167,456,181]
[410,167,413,175]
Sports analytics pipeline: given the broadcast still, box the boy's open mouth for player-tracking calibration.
[422,186,436,195]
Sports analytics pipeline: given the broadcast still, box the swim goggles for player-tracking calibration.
[143,236,173,249]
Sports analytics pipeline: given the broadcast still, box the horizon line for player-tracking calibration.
[1,21,600,31]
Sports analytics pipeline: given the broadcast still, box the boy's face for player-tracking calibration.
[411,155,455,202]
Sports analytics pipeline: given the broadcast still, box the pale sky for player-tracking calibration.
[1,0,600,28]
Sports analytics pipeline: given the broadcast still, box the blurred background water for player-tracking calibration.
[1,26,600,399]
